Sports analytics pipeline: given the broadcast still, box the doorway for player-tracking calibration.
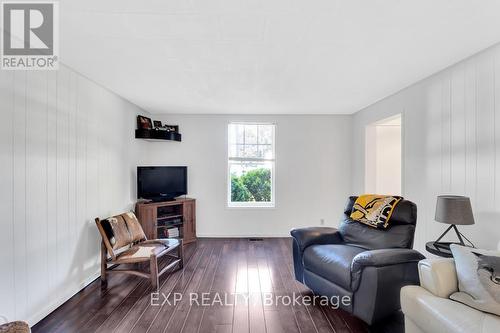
[365,114,402,195]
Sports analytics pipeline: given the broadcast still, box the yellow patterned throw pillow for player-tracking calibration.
[350,195,402,229]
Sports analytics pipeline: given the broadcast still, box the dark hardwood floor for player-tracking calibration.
[32,238,403,333]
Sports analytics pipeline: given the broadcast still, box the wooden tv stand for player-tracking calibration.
[135,198,196,245]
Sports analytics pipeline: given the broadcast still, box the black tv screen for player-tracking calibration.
[137,166,187,201]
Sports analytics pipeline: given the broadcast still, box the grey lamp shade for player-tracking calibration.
[435,195,475,225]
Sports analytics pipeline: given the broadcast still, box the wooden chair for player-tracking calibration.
[95,212,183,289]
[0,321,30,333]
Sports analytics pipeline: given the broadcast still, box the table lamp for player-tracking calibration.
[434,195,475,249]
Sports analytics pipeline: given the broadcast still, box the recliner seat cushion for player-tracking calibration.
[303,244,365,290]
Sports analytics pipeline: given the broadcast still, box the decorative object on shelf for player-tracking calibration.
[432,195,475,251]
[135,119,181,141]
[163,124,179,132]
[168,227,180,238]
[153,120,162,129]
[137,115,153,129]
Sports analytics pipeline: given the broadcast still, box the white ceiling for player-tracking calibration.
[61,0,500,115]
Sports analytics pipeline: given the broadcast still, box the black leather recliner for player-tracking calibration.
[291,196,425,325]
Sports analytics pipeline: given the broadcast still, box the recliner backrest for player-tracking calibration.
[338,196,417,250]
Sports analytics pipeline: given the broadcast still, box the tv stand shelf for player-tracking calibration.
[135,198,196,245]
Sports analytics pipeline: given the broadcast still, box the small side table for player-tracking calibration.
[425,242,454,258]
[425,241,474,258]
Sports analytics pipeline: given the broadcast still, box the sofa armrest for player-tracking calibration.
[290,227,342,251]
[418,258,457,298]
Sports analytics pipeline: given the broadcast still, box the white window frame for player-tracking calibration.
[227,122,276,208]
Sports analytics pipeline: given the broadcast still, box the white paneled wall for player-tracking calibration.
[0,66,148,325]
[352,43,500,253]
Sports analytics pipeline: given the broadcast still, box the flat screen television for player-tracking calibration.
[137,166,187,201]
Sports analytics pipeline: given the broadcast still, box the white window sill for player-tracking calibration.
[227,202,276,209]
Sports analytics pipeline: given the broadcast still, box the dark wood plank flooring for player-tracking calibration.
[32,238,403,333]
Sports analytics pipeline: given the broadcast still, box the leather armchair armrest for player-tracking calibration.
[290,227,342,283]
[418,258,458,298]
[351,248,425,291]
[352,248,425,269]
[290,227,342,251]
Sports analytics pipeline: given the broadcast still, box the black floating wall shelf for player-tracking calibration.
[135,129,182,142]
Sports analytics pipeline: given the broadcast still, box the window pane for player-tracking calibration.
[230,144,274,159]
[258,144,273,159]
[244,144,258,158]
[229,144,245,158]
[244,125,258,144]
[229,144,238,157]
[228,125,237,145]
[237,144,246,158]
[236,124,245,144]
[258,125,272,144]
[230,162,272,203]
[229,124,245,145]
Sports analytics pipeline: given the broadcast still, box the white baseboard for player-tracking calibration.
[196,234,290,238]
[27,269,101,327]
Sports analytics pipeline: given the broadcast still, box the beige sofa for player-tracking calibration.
[401,258,500,333]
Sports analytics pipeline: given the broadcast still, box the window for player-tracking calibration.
[228,123,275,207]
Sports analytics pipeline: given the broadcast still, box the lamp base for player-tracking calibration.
[434,224,475,248]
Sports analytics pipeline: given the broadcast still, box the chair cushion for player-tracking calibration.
[122,212,146,243]
[142,238,180,248]
[102,215,133,249]
[100,212,146,250]
[303,244,365,290]
[116,238,179,262]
